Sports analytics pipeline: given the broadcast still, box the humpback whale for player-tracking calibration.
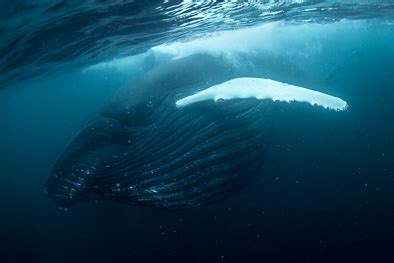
[46,54,347,209]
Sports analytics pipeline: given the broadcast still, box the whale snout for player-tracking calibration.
[46,149,97,208]
[45,169,85,209]
[45,117,133,208]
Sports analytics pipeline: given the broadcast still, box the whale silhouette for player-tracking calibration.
[45,54,347,209]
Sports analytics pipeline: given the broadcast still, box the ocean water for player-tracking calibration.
[1,1,394,262]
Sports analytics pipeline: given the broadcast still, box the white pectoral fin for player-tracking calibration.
[176,77,348,111]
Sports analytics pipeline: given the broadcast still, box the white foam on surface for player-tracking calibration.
[151,22,280,60]
[83,53,151,73]
[84,20,366,76]
[176,77,348,111]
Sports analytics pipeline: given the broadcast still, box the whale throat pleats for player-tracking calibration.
[85,98,271,209]
[176,77,348,111]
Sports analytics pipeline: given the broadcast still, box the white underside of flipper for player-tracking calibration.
[176,77,348,111]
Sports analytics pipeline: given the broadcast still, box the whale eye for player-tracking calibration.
[147,100,154,107]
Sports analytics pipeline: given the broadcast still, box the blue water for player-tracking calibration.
[1,1,394,262]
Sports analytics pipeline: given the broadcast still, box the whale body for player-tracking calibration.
[46,54,346,209]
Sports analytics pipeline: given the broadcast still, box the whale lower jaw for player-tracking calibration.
[176,77,348,111]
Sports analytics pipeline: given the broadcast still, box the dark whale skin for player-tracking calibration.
[45,54,280,209]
